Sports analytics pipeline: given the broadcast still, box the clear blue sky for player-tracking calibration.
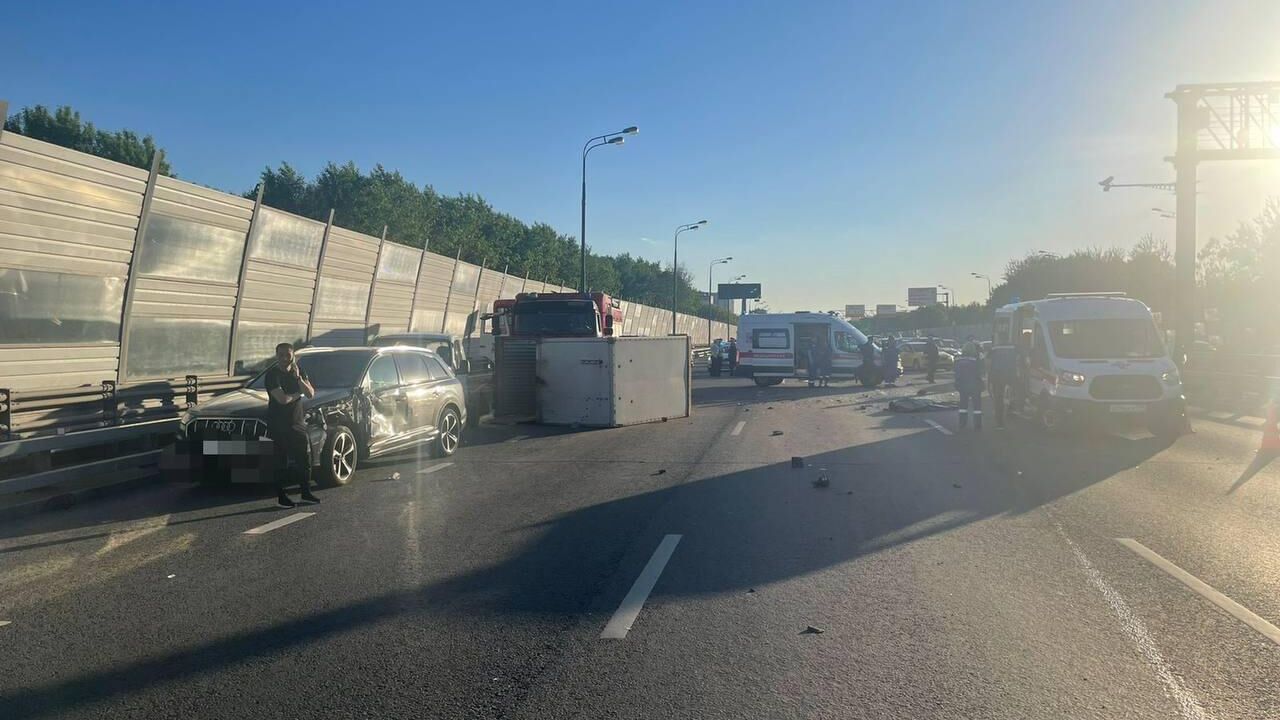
[5,0,1278,311]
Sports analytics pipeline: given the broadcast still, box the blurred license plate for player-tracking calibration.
[1109,404,1146,414]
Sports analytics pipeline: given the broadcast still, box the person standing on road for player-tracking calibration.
[727,338,739,375]
[265,342,318,508]
[1013,330,1032,415]
[986,340,1017,429]
[883,337,900,386]
[803,339,819,387]
[924,336,940,383]
[954,343,984,430]
[817,336,835,387]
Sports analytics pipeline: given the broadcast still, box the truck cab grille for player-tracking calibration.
[1088,375,1161,400]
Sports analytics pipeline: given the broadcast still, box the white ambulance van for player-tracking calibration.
[736,312,882,387]
[993,293,1185,437]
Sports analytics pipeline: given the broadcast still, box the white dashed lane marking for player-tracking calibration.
[600,534,683,640]
[243,512,315,535]
[730,421,746,436]
[924,419,953,436]
[417,462,454,475]
[1118,538,1280,647]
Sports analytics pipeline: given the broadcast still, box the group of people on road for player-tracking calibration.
[949,332,1034,431]
[803,336,834,387]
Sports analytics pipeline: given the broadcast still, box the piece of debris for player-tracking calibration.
[888,397,957,413]
[952,482,962,489]
[747,588,756,594]
[652,469,667,476]
[767,406,774,410]
[846,490,854,495]
[791,456,805,468]
[916,388,930,396]
[389,471,401,481]
[812,473,830,488]
[166,574,176,579]
[771,430,784,436]
[801,625,825,635]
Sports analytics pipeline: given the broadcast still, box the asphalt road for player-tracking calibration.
[2,369,1279,719]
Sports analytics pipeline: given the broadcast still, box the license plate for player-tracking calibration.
[203,439,272,455]
[1109,404,1146,414]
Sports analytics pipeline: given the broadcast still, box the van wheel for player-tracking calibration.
[1035,394,1061,432]
[320,424,359,486]
[859,367,884,388]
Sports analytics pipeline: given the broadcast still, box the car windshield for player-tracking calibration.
[1048,319,1165,359]
[512,300,597,336]
[247,351,374,390]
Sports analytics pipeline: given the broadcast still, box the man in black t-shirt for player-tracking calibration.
[264,342,318,508]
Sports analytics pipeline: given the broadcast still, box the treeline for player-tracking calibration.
[3,104,735,324]
[861,200,1278,351]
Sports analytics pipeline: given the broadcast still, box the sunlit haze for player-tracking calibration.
[3,0,1277,310]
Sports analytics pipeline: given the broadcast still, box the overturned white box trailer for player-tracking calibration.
[534,336,691,427]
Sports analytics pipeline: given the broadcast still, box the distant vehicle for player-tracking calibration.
[736,312,882,387]
[709,338,732,376]
[937,338,963,355]
[994,293,1185,437]
[373,332,494,428]
[899,341,955,371]
[177,347,466,486]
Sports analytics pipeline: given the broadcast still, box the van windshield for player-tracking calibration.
[1047,319,1164,359]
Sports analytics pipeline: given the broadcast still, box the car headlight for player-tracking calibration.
[1160,369,1180,385]
[1058,370,1086,386]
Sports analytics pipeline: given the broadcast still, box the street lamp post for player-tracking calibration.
[970,272,992,299]
[672,220,708,334]
[708,256,732,346]
[580,126,638,292]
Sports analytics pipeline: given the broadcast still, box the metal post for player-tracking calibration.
[521,270,529,294]
[407,239,429,331]
[0,100,8,139]
[364,225,388,341]
[441,246,463,333]
[672,229,680,335]
[707,264,714,347]
[472,257,487,310]
[496,263,509,300]
[116,152,163,383]
[305,208,336,342]
[226,183,264,375]
[580,151,588,292]
[1173,95,1199,360]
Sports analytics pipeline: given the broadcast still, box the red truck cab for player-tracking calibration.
[490,292,622,338]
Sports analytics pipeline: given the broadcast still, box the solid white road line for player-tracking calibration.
[1056,525,1208,720]
[1118,538,1280,647]
[600,534,683,640]
[923,419,953,436]
[731,421,746,436]
[417,462,454,475]
[243,512,316,535]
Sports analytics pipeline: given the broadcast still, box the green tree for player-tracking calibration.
[4,105,173,175]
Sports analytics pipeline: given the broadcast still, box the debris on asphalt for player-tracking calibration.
[791,456,805,468]
[801,625,825,635]
[812,472,830,488]
[952,482,962,489]
[652,469,667,476]
[771,430,784,436]
[846,491,854,495]
[888,397,957,413]
[167,574,176,579]
[390,471,401,481]
[767,406,774,410]
[747,588,756,594]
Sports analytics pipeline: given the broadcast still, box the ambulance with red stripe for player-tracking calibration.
[736,312,884,387]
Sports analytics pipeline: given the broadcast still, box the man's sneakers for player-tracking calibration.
[277,493,296,509]
[300,492,321,504]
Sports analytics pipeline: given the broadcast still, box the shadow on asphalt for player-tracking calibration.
[0,398,1177,719]
[1228,451,1276,494]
